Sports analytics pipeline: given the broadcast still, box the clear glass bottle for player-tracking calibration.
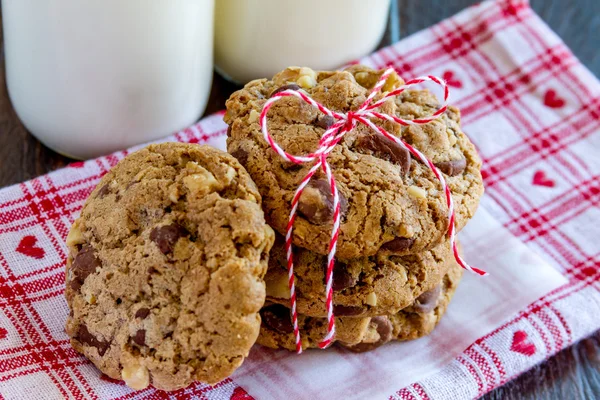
[2,0,215,159]
[215,0,391,83]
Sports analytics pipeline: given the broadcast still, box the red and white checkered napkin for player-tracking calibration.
[0,0,598,398]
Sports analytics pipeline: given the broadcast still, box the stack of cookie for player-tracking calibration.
[225,65,484,352]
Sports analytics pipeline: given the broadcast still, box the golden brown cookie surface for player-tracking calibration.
[65,143,274,391]
[255,303,371,351]
[265,234,456,317]
[225,65,483,259]
[341,261,464,352]
[257,261,463,353]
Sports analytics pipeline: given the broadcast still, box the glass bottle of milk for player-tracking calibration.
[2,0,215,159]
[214,0,391,83]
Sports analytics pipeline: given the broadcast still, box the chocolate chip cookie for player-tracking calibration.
[65,143,274,391]
[225,65,483,259]
[264,234,457,317]
[342,261,463,352]
[255,303,372,351]
[258,263,462,352]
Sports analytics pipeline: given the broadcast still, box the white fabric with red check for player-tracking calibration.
[1,1,599,399]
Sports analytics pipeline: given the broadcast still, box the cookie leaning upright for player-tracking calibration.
[64,143,274,391]
[225,65,484,259]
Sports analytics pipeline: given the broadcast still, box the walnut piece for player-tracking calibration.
[121,363,150,390]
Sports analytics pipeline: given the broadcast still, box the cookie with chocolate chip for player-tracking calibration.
[225,65,483,259]
[65,143,274,391]
[255,303,372,351]
[341,261,463,352]
[340,316,394,353]
[264,234,457,318]
[258,263,462,352]
[256,305,393,352]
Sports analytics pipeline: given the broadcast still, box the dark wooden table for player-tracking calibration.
[0,1,598,399]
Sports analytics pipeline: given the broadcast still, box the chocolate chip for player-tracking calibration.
[372,316,393,341]
[70,280,82,292]
[382,237,415,252]
[97,184,110,198]
[343,316,393,353]
[135,308,150,319]
[297,179,348,225]
[227,125,232,136]
[230,148,249,168]
[78,325,110,356]
[269,84,301,98]
[434,158,467,176]
[355,133,411,174]
[315,115,335,130]
[333,305,365,316]
[150,224,184,254]
[413,285,442,313]
[260,304,294,333]
[323,261,357,291]
[133,330,146,346]
[70,245,102,292]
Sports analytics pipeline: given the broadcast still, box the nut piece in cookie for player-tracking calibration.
[64,143,274,391]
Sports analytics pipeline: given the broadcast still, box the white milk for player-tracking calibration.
[2,0,214,159]
[215,0,391,83]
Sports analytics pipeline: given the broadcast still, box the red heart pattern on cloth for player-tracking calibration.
[0,327,7,340]
[230,387,254,400]
[16,235,46,259]
[532,170,555,188]
[442,70,463,88]
[510,330,536,356]
[543,89,565,108]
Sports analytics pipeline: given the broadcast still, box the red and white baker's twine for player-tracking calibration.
[260,68,487,354]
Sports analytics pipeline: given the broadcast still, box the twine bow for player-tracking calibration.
[259,68,487,354]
